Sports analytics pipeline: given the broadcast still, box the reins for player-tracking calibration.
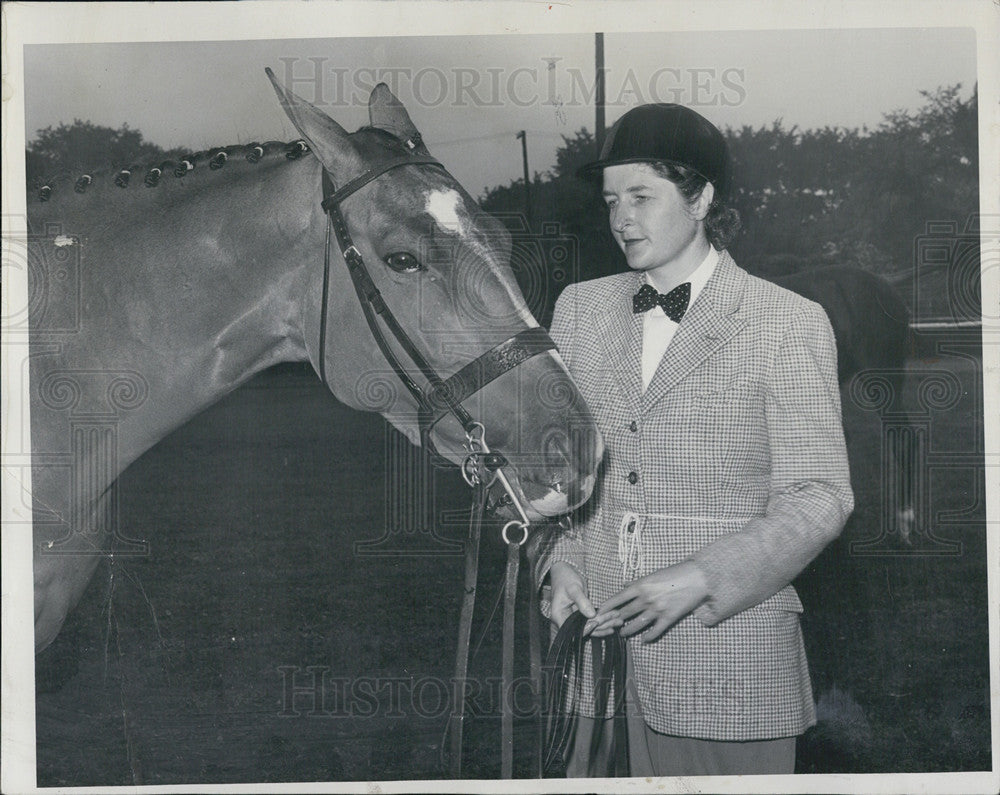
[316,146,555,779]
[542,611,630,777]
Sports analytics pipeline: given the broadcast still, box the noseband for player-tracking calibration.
[317,151,555,532]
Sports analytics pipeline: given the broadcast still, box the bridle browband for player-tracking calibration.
[317,150,555,534]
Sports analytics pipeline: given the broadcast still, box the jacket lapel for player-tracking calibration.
[641,251,748,413]
[593,273,644,406]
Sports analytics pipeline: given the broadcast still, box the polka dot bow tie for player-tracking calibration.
[632,282,691,322]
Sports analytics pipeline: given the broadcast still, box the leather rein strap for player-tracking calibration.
[448,485,486,778]
[543,611,630,777]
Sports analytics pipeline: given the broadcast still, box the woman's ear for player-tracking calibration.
[691,181,715,221]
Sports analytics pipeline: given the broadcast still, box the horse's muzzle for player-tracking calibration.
[488,428,602,522]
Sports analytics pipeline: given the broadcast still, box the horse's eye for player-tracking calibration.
[384,252,424,273]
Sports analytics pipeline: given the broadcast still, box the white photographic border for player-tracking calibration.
[3,2,997,793]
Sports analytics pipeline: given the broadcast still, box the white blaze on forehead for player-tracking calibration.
[424,188,467,235]
[424,187,538,327]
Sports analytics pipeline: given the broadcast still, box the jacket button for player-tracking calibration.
[627,471,639,484]
[628,420,638,432]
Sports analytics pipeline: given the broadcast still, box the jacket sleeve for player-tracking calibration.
[529,284,589,620]
[689,301,854,625]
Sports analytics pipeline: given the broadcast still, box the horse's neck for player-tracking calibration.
[141,157,327,452]
[33,155,327,472]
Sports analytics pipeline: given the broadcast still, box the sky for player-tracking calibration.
[21,27,979,199]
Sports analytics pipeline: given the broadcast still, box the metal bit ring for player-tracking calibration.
[501,520,529,547]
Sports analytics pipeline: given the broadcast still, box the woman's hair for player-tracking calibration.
[649,161,741,250]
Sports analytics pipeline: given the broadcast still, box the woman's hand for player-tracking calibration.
[548,562,622,637]
[593,561,710,643]
[548,561,596,628]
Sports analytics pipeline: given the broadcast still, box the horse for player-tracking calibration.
[27,73,603,653]
[769,265,917,542]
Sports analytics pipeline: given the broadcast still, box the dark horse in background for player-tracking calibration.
[768,264,916,543]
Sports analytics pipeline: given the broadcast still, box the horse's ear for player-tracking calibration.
[265,67,363,176]
[368,83,431,155]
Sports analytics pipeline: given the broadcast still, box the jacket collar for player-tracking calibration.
[592,250,749,411]
[592,273,645,406]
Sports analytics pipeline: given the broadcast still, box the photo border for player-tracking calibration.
[3,2,998,793]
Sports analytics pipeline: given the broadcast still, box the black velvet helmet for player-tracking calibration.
[578,103,731,199]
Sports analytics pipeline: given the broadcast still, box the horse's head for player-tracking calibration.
[266,71,602,520]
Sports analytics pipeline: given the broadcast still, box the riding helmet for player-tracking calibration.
[578,103,731,199]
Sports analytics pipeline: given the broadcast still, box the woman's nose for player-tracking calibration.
[611,205,632,232]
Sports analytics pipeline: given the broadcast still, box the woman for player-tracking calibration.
[532,103,853,777]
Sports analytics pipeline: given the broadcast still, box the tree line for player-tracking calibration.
[25,120,187,184]
[479,84,979,293]
[25,85,978,321]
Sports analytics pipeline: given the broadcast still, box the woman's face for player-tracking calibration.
[602,162,708,278]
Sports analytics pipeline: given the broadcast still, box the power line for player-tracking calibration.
[431,130,572,148]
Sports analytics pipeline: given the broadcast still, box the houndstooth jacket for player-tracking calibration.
[532,250,853,741]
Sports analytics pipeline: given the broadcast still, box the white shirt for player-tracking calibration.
[640,246,720,391]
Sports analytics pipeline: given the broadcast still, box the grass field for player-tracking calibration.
[34,338,990,785]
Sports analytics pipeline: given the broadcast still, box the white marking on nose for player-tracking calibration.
[424,188,466,235]
[53,235,76,247]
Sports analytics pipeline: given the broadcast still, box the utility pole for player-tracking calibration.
[595,32,606,156]
[515,130,532,230]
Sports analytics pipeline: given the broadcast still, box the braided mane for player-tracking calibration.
[31,126,421,204]
[32,139,313,203]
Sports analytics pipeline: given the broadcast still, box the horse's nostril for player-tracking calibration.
[543,426,604,481]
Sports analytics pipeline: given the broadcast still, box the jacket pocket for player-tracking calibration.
[694,374,760,403]
[692,380,768,475]
[694,378,760,404]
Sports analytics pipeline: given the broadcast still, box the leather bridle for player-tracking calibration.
[316,148,622,780]
[318,152,555,533]
[318,150,545,778]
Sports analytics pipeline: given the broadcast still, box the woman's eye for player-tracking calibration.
[384,252,424,273]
